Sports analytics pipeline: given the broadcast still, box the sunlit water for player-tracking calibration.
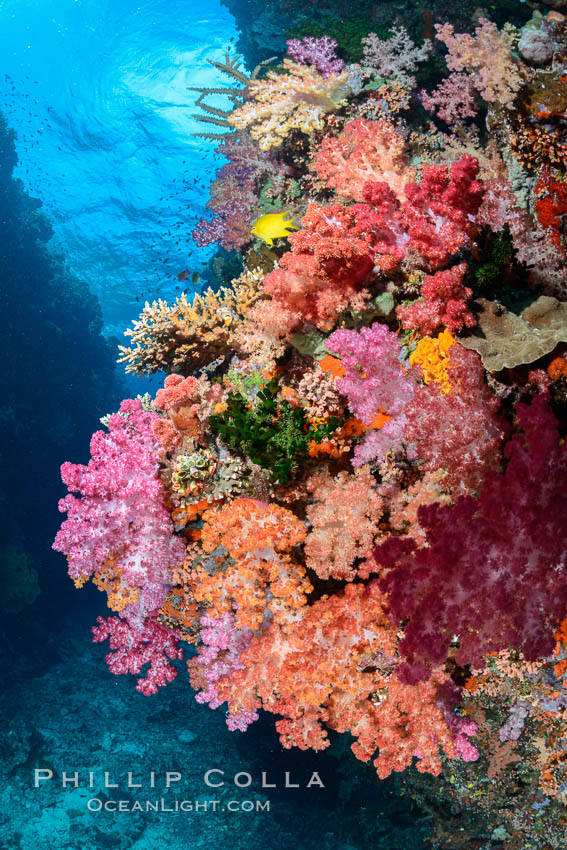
[0,0,237,338]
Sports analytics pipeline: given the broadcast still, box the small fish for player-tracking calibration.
[177,269,190,282]
[251,211,298,247]
[192,272,200,285]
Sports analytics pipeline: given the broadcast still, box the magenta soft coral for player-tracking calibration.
[374,394,567,683]
[403,345,506,494]
[92,613,183,695]
[53,398,185,590]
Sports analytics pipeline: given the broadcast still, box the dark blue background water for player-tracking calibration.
[0,2,428,847]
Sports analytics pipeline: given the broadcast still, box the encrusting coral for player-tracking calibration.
[54,15,567,848]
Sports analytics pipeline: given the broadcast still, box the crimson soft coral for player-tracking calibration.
[374,395,567,683]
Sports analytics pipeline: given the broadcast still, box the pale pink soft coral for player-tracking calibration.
[188,611,259,731]
[420,72,478,125]
[435,18,523,108]
[53,398,186,590]
[286,36,345,78]
[312,118,414,202]
[305,467,383,581]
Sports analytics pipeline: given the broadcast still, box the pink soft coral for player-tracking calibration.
[327,323,413,425]
[92,612,183,695]
[53,398,185,590]
[286,36,345,77]
[420,72,478,125]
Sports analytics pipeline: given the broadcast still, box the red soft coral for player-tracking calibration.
[263,202,375,331]
[403,344,507,495]
[402,154,485,269]
[375,395,567,683]
[397,263,476,334]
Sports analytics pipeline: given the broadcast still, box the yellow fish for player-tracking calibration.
[251,211,298,247]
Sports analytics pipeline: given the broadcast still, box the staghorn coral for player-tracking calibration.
[227,59,362,151]
[117,268,266,376]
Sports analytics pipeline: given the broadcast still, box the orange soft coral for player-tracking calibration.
[188,498,310,629]
[215,582,462,778]
[305,467,383,581]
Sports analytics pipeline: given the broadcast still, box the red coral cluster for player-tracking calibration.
[375,395,567,683]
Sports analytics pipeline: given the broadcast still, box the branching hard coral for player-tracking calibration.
[311,118,414,202]
[305,467,383,581]
[189,499,310,629]
[403,344,507,494]
[361,27,432,89]
[117,268,266,376]
[53,398,185,591]
[435,19,524,108]
[227,59,361,151]
[375,395,567,684]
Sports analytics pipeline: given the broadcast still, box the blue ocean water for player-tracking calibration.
[0,0,236,338]
[0,1,430,847]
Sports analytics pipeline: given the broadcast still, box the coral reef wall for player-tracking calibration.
[0,110,122,618]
